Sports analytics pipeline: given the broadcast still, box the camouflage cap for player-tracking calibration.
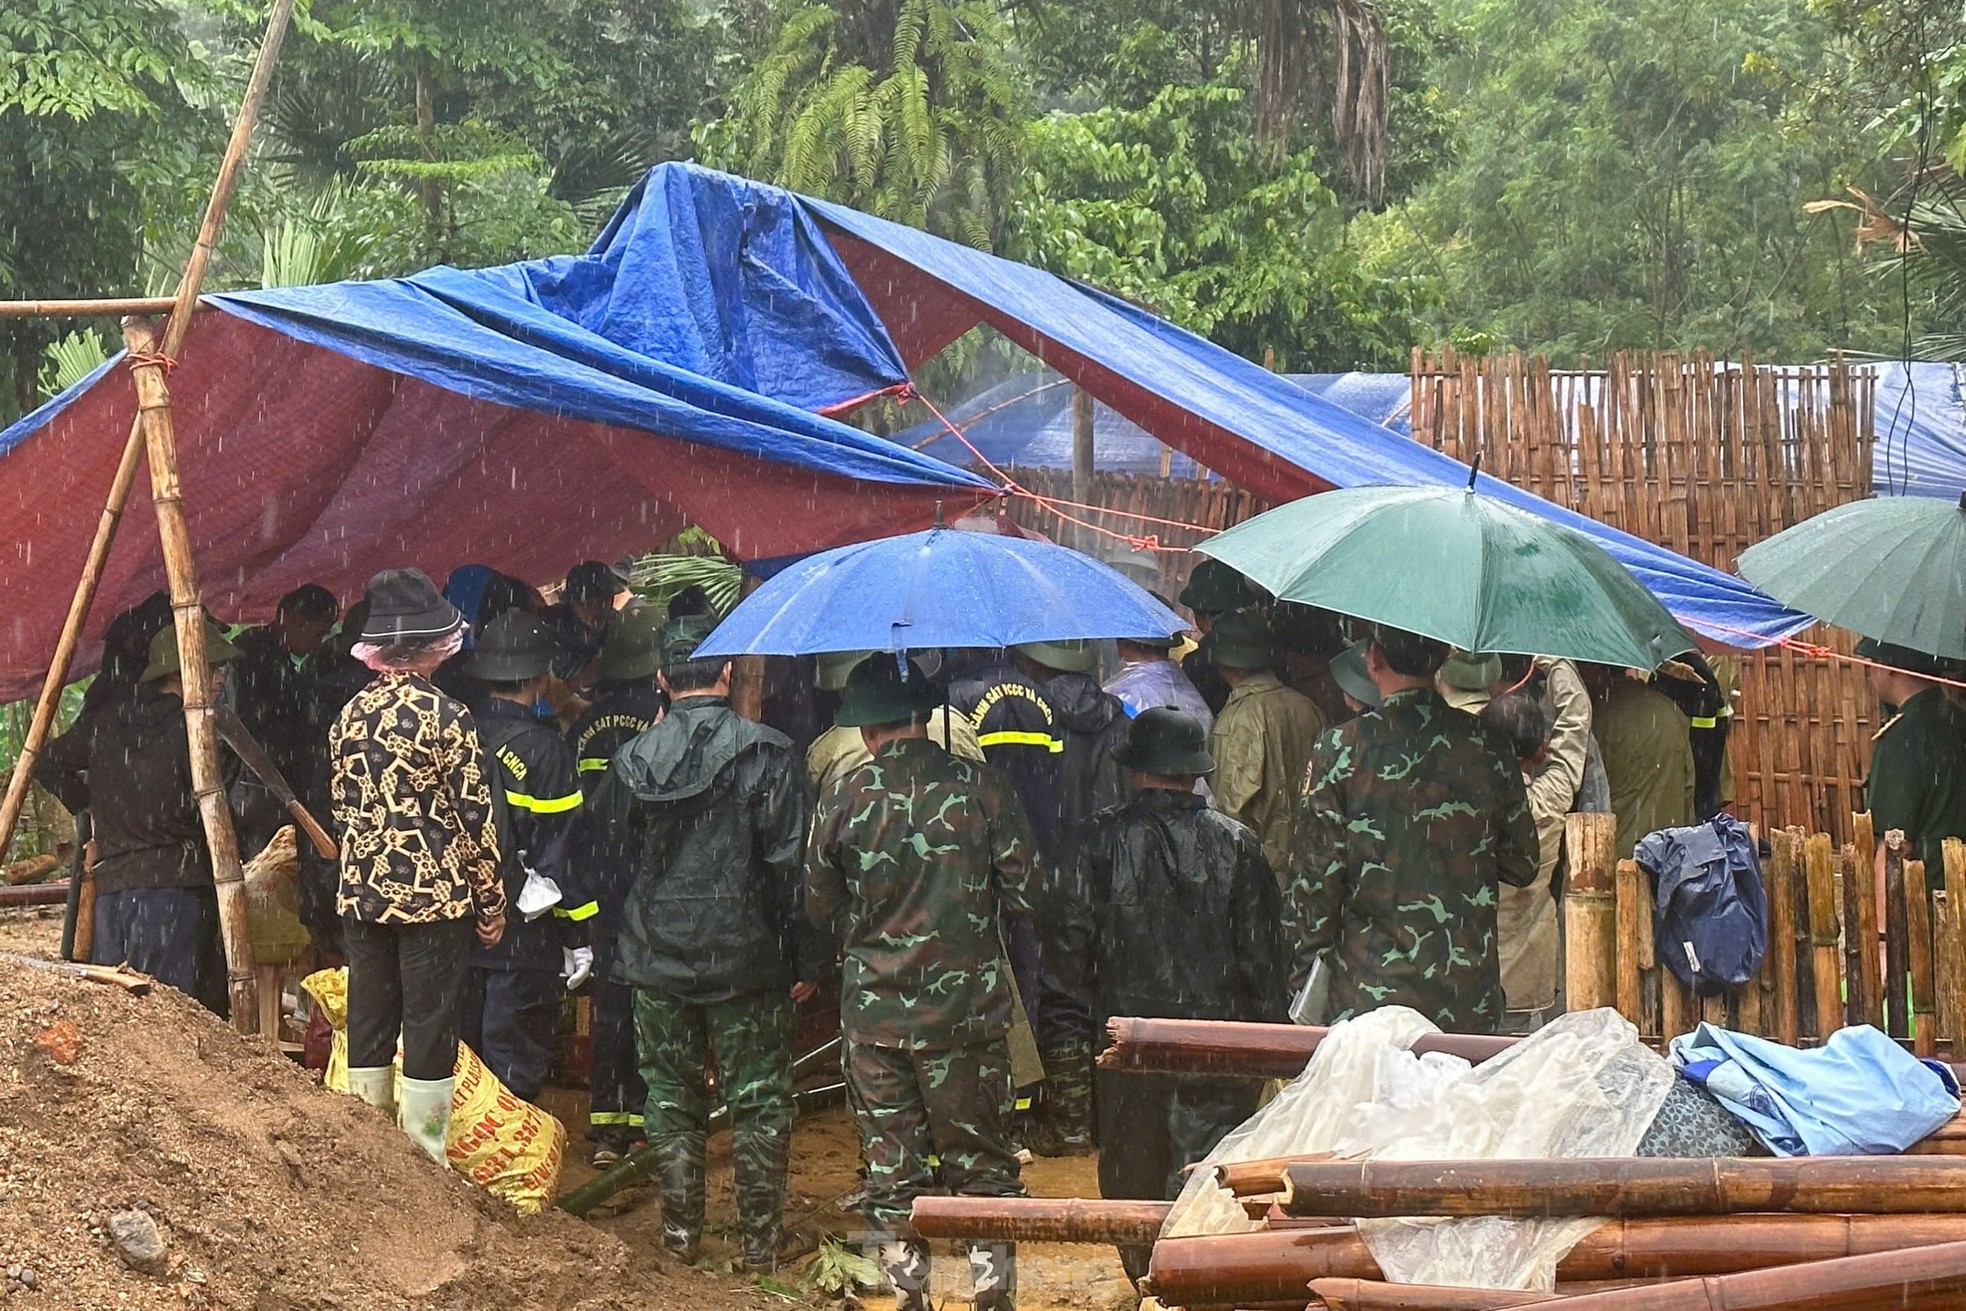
[1178,559,1257,615]
[1208,609,1274,670]
[835,654,942,728]
[659,613,721,667]
[140,620,239,683]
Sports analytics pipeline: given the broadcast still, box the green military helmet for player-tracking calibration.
[659,613,721,667]
[1178,558,1256,615]
[1208,609,1274,670]
[465,609,559,681]
[1329,639,1381,708]
[1014,639,1097,673]
[139,619,239,683]
[598,607,667,682]
[1113,705,1215,776]
[815,649,875,692]
[835,654,941,728]
[1438,648,1501,711]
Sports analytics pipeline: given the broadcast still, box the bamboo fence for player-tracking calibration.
[1004,351,1875,838]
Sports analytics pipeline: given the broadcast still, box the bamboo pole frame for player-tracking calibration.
[0,296,197,319]
[0,0,298,1033]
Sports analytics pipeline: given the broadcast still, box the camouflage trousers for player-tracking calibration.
[846,1035,1024,1310]
[634,989,794,1266]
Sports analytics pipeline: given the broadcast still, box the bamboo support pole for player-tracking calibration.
[0,880,69,908]
[1614,858,1644,1026]
[1946,840,1966,1047]
[1907,857,1938,1057]
[1803,832,1841,1039]
[1767,828,1802,1045]
[1564,813,1618,1013]
[0,0,298,883]
[1098,1017,1515,1080]
[0,296,196,319]
[1851,813,1882,1026]
[1539,1238,1966,1310]
[1271,1157,1966,1219]
[1883,830,1911,1038]
[1308,1280,1556,1310]
[911,1197,1171,1245]
[1145,1215,1966,1306]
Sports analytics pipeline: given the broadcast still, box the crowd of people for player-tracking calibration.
[45,547,1966,1311]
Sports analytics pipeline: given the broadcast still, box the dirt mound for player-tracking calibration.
[0,957,766,1311]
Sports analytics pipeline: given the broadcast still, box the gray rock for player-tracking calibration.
[107,1210,168,1277]
[16,1269,33,1289]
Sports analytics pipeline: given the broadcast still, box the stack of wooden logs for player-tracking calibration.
[913,1016,1966,1309]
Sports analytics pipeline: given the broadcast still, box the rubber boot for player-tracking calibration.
[880,1238,930,1311]
[398,1075,453,1165]
[969,1240,1016,1311]
[346,1065,396,1118]
[1029,1040,1093,1156]
[734,1115,791,1272]
[650,1130,706,1262]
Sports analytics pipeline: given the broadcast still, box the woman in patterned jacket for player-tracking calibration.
[329,568,507,1161]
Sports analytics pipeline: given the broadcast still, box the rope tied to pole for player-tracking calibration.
[125,350,179,375]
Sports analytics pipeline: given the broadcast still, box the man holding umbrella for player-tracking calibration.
[1285,623,1538,1033]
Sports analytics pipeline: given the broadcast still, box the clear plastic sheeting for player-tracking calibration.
[1162,1007,1676,1291]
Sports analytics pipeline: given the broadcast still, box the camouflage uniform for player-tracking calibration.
[1285,687,1537,1032]
[805,737,1037,1311]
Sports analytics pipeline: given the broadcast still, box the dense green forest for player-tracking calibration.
[2,0,1958,424]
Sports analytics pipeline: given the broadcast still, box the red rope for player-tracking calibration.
[1694,619,1966,691]
[125,350,177,374]
[902,385,1217,552]
[817,381,911,417]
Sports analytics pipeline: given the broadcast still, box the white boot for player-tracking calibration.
[398,1075,454,1165]
[346,1065,396,1118]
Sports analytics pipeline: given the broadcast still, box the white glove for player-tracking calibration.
[562,945,594,991]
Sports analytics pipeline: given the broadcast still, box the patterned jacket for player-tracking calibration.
[805,737,1037,1050]
[1285,686,1536,1032]
[329,672,506,924]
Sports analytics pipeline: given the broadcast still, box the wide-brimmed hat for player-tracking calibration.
[1209,610,1274,670]
[598,608,666,682]
[1856,636,1960,682]
[660,614,721,667]
[1114,706,1214,776]
[815,650,874,692]
[1178,559,1257,615]
[1330,640,1380,708]
[466,610,559,681]
[1015,639,1097,674]
[140,620,239,683]
[1439,648,1501,711]
[359,568,464,644]
[836,655,942,728]
[565,560,625,603]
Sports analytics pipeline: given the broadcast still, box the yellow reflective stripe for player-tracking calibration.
[504,789,584,814]
[588,1111,642,1126]
[577,758,612,773]
[555,900,600,922]
[1689,716,1718,729]
[976,730,1065,753]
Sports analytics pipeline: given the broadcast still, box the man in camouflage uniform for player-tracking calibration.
[1285,623,1537,1033]
[806,655,1037,1311]
[590,615,820,1270]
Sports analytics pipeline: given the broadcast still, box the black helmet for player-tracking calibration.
[465,610,559,681]
[1113,706,1214,776]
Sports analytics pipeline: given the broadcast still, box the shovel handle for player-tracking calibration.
[286,801,339,862]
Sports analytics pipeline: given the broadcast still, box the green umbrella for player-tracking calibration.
[1197,485,1693,668]
[1736,493,1966,660]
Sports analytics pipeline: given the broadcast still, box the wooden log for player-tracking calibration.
[1098,1017,1516,1080]
[1309,1279,1557,1310]
[1766,828,1802,1045]
[1539,1238,1966,1310]
[1615,859,1644,1025]
[1907,857,1938,1057]
[1803,832,1841,1039]
[1883,829,1911,1039]
[1850,813,1882,1026]
[1564,813,1618,1013]
[0,296,193,319]
[1146,1215,1966,1306]
[0,880,68,908]
[0,0,299,880]
[0,851,63,886]
[1946,839,1966,1047]
[1219,1155,1334,1199]
[72,863,95,962]
[1273,1157,1966,1219]
[911,1196,1170,1245]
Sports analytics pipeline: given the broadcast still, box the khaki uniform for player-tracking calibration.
[1596,677,1695,862]
[1209,670,1323,882]
[803,711,983,797]
[1498,659,1590,1015]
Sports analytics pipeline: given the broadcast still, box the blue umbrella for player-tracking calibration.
[694,527,1186,657]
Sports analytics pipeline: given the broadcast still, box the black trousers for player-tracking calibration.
[93,885,226,1015]
[344,916,474,1081]
[459,966,562,1102]
[587,972,647,1137]
[1095,1069,1256,1283]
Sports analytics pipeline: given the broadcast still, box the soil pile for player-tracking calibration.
[0,956,765,1311]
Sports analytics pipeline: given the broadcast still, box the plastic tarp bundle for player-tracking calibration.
[1163,1007,1676,1291]
[1670,1023,1961,1157]
[0,171,993,700]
